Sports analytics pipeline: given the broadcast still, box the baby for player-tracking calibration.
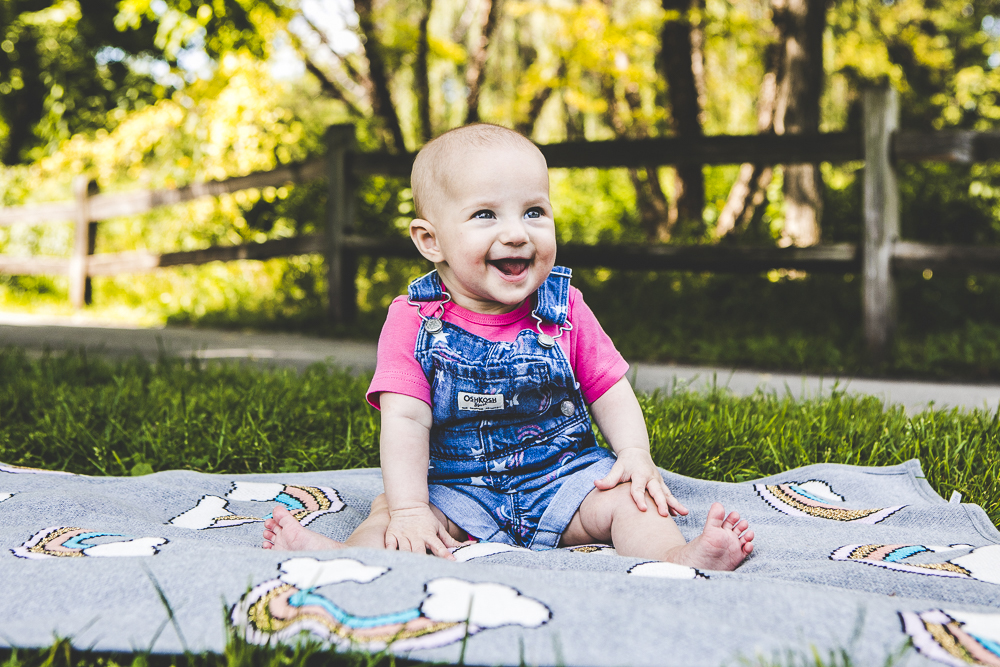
[263,123,754,569]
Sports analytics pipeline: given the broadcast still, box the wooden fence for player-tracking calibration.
[2,84,1000,361]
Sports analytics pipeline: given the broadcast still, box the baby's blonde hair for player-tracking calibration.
[411,123,543,219]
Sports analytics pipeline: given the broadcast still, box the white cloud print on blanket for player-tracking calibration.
[231,557,551,651]
[755,479,906,524]
[12,526,168,559]
[901,608,1000,667]
[832,543,1000,584]
[168,481,345,529]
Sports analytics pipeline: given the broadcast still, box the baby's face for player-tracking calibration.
[415,143,556,314]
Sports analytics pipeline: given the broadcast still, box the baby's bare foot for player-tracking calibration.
[668,503,754,571]
[263,505,345,551]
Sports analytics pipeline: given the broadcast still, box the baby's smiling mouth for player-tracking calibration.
[489,258,530,277]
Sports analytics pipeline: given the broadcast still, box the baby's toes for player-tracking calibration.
[723,511,742,530]
[734,518,749,534]
[705,503,726,528]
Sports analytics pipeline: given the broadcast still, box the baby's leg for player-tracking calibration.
[263,505,345,550]
[562,485,754,571]
[263,494,391,551]
[262,494,466,555]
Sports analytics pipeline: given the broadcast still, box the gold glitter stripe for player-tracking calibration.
[29,527,86,557]
[768,486,885,522]
[913,562,972,576]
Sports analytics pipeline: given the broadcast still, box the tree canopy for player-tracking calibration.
[3,0,1000,247]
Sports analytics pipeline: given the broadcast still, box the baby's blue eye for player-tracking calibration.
[473,210,496,219]
[525,207,543,219]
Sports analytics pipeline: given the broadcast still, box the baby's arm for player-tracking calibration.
[379,392,463,557]
[589,377,688,517]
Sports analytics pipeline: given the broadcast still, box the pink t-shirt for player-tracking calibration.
[366,286,629,409]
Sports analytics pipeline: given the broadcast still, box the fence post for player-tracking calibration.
[324,124,357,325]
[69,176,98,309]
[861,85,900,364]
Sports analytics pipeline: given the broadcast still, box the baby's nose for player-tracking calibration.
[499,218,530,243]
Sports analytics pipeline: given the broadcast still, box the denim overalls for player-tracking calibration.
[407,266,615,549]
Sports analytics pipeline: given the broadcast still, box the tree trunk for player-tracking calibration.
[452,0,480,43]
[464,0,502,124]
[288,27,368,118]
[619,81,671,241]
[416,0,434,143]
[564,96,586,142]
[354,0,407,152]
[514,78,557,138]
[658,0,706,239]
[599,0,671,240]
[772,0,828,247]
[513,30,560,139]
[716,42,781,238]
[302,58,367,119]
[300,14,371,99]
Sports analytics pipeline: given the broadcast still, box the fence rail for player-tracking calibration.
[1,84,999,360]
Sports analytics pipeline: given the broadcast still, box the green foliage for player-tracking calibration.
[7,0,1000,383]
[0,0,300,164]
[827,0,1000,128]
[0,52,347,327]
[551,168,645,244]
[0,0,165,164]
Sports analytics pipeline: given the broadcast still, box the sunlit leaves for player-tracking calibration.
[0,51,344,322]
[828,0,1000,130]
[0,0,297,163]
[0,0,165,163]
[427,34,466,64]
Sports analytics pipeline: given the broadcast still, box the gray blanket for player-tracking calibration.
[1,459,999,667]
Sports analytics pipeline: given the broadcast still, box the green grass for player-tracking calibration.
[1,349,998,667]
[0,638,906,667]
[0,636,404,667]
[1,348,997,524]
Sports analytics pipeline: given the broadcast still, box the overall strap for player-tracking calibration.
[533,266,572,326]
[406,266,571,324]
[407,270,445,301]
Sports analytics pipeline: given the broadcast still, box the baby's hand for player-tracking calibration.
[385,503,464,559]
[595,447,689,517]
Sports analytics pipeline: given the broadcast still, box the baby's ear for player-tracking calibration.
[410,218,444,263]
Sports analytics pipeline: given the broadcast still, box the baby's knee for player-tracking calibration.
[604,484,661,519]
[588,483,639,515]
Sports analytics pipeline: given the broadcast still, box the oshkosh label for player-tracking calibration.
[458,392,505,411]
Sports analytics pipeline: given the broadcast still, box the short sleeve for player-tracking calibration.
[366,297,432,409]
[567,287,629,404]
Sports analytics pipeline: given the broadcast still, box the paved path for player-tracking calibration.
[3,312,999,415]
